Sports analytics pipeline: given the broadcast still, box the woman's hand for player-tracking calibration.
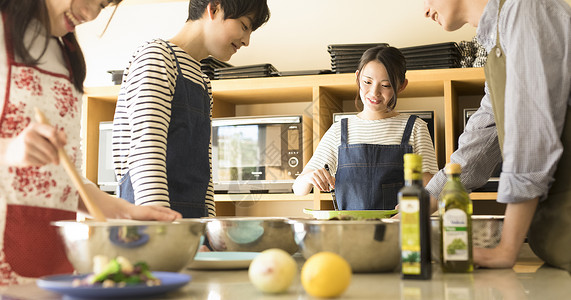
[304,168,335,192]
[293,167,336,196]
[1,122,66,167]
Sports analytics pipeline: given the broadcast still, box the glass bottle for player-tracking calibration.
[439,163,473,273]
[399,153,432,279]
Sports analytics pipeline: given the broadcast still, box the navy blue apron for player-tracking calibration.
[335,115,416,210]
[119,40,210,218]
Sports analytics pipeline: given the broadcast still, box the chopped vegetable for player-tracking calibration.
[73,256,161,288]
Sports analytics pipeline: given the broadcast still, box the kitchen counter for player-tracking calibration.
[2,249,570,300]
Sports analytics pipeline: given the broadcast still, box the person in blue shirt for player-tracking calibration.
[423,0,571,271]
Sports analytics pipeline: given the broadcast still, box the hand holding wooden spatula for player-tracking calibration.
[34,107,107,222]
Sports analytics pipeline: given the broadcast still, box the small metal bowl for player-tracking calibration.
[53,219,206,273]
[204,217,298,254]
[289,218,400,273]
[430,215,504,261]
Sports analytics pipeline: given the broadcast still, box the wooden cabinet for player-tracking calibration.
[82,67,502,217]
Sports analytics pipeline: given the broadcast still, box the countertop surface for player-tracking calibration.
[2,250,570,300]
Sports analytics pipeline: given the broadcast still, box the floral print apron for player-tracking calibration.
[0,17,81,285]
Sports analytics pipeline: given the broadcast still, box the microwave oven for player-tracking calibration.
[464,108,501,192]
[333,110,436,144]
[97,121,118,194]
[212,115,303,193]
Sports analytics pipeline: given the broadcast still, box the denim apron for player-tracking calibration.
[335,115,416,210]
[119,41,210,218]
[485,0,571,271]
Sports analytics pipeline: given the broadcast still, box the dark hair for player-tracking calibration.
[187,0,270,31]
[354,45,407,111]
[0,0,122,93]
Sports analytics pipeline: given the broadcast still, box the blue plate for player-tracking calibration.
[189,252,259,270]
[37,272,190,298]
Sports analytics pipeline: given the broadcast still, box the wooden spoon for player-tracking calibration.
[34,108,107,222]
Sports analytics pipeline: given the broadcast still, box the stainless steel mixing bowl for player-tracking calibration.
[53,219,206,273]
[204,217,298,254]
[430,215,504,261]
[289,218,400,273]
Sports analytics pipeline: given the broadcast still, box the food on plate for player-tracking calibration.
[248,248,297,293]
[301,251,351,298]
[72,256,161,288]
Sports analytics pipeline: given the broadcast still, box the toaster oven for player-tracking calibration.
[97,121,117,193]
[212,115,303,193]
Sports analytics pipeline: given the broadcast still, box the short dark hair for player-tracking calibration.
[354,45,407,111]
[187,0,270,31]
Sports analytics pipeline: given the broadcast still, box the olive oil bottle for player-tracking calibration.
[399,154,431,279]
[439,163,473,272]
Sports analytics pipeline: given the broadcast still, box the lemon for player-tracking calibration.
[301,252,352,298]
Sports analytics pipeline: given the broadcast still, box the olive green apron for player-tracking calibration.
[485,0,571,272]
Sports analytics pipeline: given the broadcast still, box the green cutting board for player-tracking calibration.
[303,208,398,220]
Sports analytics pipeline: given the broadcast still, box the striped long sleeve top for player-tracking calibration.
[112,39,215,217]
[304,114,439,175]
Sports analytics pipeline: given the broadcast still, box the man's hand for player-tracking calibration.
[474,246,518,269]
[474,198,539,269]
[127,204,182,221]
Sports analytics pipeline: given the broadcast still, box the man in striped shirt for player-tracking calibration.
[112,0,270,218]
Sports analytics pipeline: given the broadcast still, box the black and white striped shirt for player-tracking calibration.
[112,39,215,216]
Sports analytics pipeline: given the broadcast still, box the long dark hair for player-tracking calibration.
[0,0,121,93]
[354,45,407,111]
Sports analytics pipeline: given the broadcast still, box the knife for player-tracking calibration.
[324,164,338,211]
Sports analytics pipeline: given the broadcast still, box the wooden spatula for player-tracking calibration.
[34,108,107,222]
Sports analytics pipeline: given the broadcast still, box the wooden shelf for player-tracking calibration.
[83,67,498,215]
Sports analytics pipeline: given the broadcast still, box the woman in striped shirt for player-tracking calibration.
[293,46,438,210]
[112,0,270,218]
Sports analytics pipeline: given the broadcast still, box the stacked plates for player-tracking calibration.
[328,43,389,74]
[213,63,279,80]
[328,42,463,73]
[201,56,233,80]
[272,69,333,77]
[399,42,461,70]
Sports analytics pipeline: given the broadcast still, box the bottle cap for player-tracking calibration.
[404,153,422,171]
[445,163,462,174]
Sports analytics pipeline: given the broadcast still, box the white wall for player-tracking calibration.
[76,0,569,87]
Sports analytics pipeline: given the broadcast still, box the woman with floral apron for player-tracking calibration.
[0,0,181,286]
[0,14,81,285]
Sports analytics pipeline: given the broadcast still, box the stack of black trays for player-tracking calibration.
[201,56,233,80]
[213,64,279,80]
[399,42,461,70]
[328,43,390,74]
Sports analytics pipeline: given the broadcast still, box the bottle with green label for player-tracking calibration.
[398,153,431,279]
[439,163,473,273]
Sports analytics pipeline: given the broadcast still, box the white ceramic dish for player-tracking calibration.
[188,252,259,270]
